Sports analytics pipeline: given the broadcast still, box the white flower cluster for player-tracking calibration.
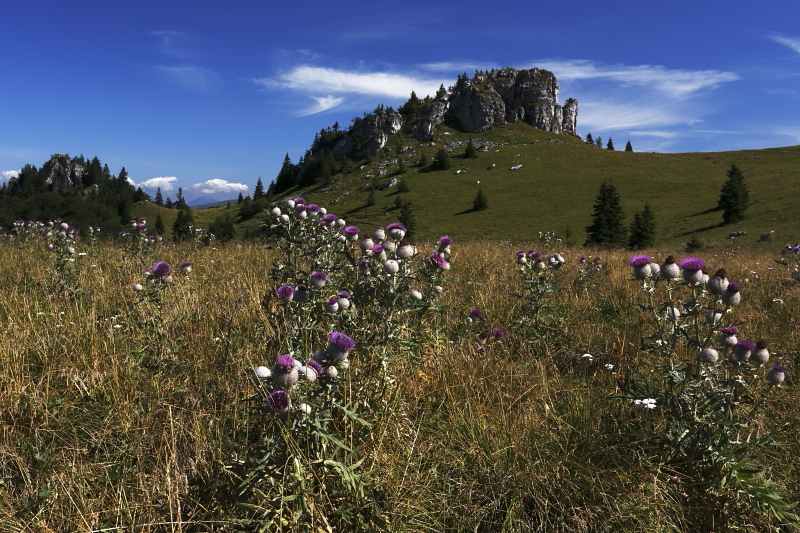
[633,398,657,409]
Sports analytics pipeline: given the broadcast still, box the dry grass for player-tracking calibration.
[0,239,797,531]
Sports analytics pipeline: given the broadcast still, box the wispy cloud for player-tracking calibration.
[1,170,19,184]
[136,176,178,191]
[157,65,222,93]
[533,59,739,99]
[418,61,501,73]
[774,128,800,143]
[187,179,248,195]
[579,99,700,130]
[298,95,346,116]
[256,66,445,100]
[769,33,800,55]
[151,30,193,60]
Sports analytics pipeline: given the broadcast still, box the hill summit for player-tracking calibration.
[305,67,578,164]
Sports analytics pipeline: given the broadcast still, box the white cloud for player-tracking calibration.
[188,179,249,195]
[769,34,800,55]
[1,170,19,183]
[157,65,222,93]
[774,128,800,143]
[298,95,346,116]
[532,59,739,99]
[137,176,178,191]
[579,99,696,130]
[418,61,501,73]
[255,66,446,101]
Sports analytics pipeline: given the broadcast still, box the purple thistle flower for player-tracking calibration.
[310,271,329,281]
[275,285,295,301]
[180,261,192,268]
[372,244,384,254]
[772,364,787,373]
[275,354,296,371]
[438,235,453,246]
[719,326,739,335]
[726,282,741,293]
[265,389,291,412]
[428,251,449,269]
[357,257,371,272]
[306,359,324,374]
[151,261,172,277]
[295,203,306,212]
[386,222,407,232]
[337,290,351,299]
[469,308,484,319]
[292,197,306,204]
[491,327,505,341]
[528,251,541,259]
[516,250,526,257]
[736,340,756,351]
[329,332,356,351]
[118,231,126,236]
[307,204,321,213]
[679,257,705,270]
[323,213,337,222]
[344,225,360,235]
[629,254,653,267]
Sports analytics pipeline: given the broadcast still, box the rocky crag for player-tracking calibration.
[309,68,577,164]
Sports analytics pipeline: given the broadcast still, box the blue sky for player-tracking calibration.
[2,1,799,200]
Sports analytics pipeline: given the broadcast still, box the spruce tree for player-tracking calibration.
[628,203,656,249]
[171,206,194,242]
[585,180,627,246]
[717,163,749,224]
[473,189,488,211]
[432,148,451,170]
[154,188,164,206]
[253,178,265,200]
[237,192,243,204]
[398,200,417,239]
[397,159,406,175]
[465,139,477,158]
[606,138,615,151]
[595,136,603,147]
[586,133,593,144]
[397,178,410,193]
[625,140,633,152]
[154,213,166,236]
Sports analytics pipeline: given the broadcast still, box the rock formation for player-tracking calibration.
[296,67,577,181]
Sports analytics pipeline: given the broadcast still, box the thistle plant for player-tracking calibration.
[13,219,46,247]
[119,218,158,263]
[229,334,387,530]
[617,253,797,528]
[42,221,80,296]
[776,243,800,283]
[130,260,181,359]
[511,249,565,342]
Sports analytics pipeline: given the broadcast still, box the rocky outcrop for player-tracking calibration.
[42,154,85,192]
[444,68,576,135]
[331,111,403,160]
[302,67,578,175]
[406,100,449,141]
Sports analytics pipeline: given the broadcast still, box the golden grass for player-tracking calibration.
[0,239,797,531]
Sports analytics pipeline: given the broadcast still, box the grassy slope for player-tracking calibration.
[260,123,800,247]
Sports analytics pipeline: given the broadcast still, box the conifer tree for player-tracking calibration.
[628,203,656,249]
[625,140,633,152]
[586,133,594,144]
[607,138,615,150]
[465,139,477,158]
[473,189,488,211]
[237,192,243,204]
[419,153,428,167]
[432,148,451,170]
[398,200,417,239]
[171,206,194,242]
[585,180,627,246]
[154,188,164,206]
[253,177,265,200]
[717,163,749,224]
[154,213,166,236]
[595,136,603,147]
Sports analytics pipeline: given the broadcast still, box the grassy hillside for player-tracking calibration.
[252,123,800,247]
